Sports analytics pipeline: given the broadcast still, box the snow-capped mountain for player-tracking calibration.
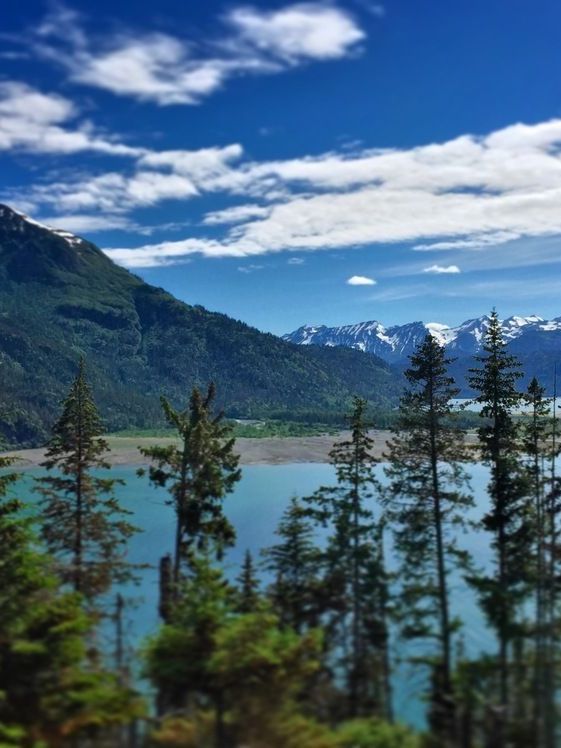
[284,315,561,365]
[0,205,85,248]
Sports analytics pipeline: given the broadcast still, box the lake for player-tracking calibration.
[13,461,495,729]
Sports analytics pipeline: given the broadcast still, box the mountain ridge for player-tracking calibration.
[0,205,400,446]
[284,315,561,392]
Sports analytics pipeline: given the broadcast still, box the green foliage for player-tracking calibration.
[140,384,241,588]
[262,497,324,633]
[304,398,391,720]
[35,359,139,605]
[384,334,474,741]
[468,310,534,721]
[334,718,420,748]
[0,205,400,447]
[236,550,261,613]
[0,451,143,745]
[144,557,325,746]
[230,420,340,438]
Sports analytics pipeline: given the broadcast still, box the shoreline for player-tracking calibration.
[3,431,393,469]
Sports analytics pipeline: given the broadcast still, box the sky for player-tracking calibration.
[2,0,561,334]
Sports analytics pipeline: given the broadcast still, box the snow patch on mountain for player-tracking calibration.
[283,314,561,364]
[0,205,84,247]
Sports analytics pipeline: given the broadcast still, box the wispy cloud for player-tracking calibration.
[203,204,270,225]
[93,117,561,265]
[347,275,377,285]
[31,3,366,106]
[414,231,519,252]
[237,263,265,273]
[7,90,561,271]
[0,81,142,156]
[423,264,461,274]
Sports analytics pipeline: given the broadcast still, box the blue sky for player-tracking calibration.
[2,0,561,334]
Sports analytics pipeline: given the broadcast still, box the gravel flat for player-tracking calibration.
[3,431,394,468]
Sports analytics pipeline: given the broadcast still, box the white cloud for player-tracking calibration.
[0,81,142,156]
[33,3,365,106]
[347,275,377,285]
[226,4,365,62]
[414,231,519,252]
[237,263,264,273]
[423,264,461,274]
[10,109,561,270]
[288,257,305,264]
[38,214,135,233]
[104,237,247,267]
[203,204,270,225]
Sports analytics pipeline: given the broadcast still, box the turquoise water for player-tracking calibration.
[14,462,494,728]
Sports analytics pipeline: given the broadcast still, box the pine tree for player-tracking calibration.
[35,358,138,607]
[522,377,551,746]
[543,367,561,748]
[140,383,241,597]
[262,497,323,634]
[0,454,143,744]
[304,397,390,720]
[384,333,473,745]
[468,311,533,745]
[144,557,323,748]
[237,550,261,613]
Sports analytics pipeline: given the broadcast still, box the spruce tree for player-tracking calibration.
[140,383,241,593]
[237,550,261,613]
[543,368,561,748]
[144,557,323,748]
[384,333,473,745]
[262,497,323,633]
[468,311,533,744]
[305,398,390,720]
[36,358,138,607]
[0,455,143,744]
[522,377,551,746]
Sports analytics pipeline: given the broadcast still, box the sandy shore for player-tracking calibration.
[3,431,394,468]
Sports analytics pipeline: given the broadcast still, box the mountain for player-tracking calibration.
[0,205,400,447]
[284,315,561,393]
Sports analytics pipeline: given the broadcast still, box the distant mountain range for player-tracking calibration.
[0,205,400,446]
[284,316,561,393]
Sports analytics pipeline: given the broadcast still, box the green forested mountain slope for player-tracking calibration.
[0,205,399,446]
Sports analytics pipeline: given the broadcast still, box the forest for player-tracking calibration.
[1,309,559,748]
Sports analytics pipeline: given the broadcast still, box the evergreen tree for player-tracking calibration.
[305,398,390,720]
[543,368,561,748]
[262,497,323,634]
[0,455,143,745]
[237,550,261,613]
[468,311,533,744]
[140,383,241,596]
[522,377,552,746]
[144,557,323,748]
[35,358,138,607]
[384,333,473,745]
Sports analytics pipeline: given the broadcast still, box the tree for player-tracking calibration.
[262,497,323,633]
[305,398,391,720]
[384,333,473,745]
[144,557,323,748]
[521,377,552,746]
[35,358,138,608]
[468,311,533,744]
[140,383,241,599]
[0,454,143,745]
[236,550,261,613]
